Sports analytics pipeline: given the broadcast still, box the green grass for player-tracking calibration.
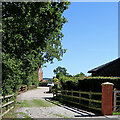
[3,99,54,118]
[113,112,120,115]
[53,113,68,118]
[17,99,54,107]
[48,100,62,106]
[18,112,30,118]
[17,100,31,107]
[2,107,17,118]
[32,99,53,107]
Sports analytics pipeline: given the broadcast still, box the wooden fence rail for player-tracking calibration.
[0,94,15,119]
[52,89,102,111]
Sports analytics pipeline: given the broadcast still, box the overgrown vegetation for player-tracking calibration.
[2,102,34,119]
[2,2,70,96]
[2,107,17,118]
[53,66,86,90]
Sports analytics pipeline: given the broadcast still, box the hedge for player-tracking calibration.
[79,77,120,92]
[39,81,49,86]
[61,77,120,92]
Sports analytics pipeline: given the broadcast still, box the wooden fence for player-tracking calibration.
[53,89,102,111]
[0,94,15,118]
[18,85,27,95]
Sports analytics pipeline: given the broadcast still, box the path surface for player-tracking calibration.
[16,87,77,118]
[15,87,120,119]
[17,87,53,101]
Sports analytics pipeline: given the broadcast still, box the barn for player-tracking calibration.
[88,58,120,77]
[38,68,43,81]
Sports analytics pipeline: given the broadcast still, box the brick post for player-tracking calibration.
[101,82,114,115]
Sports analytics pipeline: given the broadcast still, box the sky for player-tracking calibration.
[43,2,118,78]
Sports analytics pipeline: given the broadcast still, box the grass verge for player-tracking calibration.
[2,107,17,118]
[3,99,54,118]
[32,99,53,107]
[18,112,30,118]
[17,100,31,107]
[113,112,120,115]
[53,113,68,118]
[47,99,62,106]
[18,99,54,107]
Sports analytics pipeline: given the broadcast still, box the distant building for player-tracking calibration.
[38,68,43,81]
[88,58,120,77]
[42,80,47,82]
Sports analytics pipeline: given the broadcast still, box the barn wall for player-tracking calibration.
[92,61,120,77]
[38,68,43,81]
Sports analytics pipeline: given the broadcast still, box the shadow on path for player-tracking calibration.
[44,98,99,118]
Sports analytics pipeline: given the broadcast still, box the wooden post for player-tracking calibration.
[113,88,116,112]
[60,90,62,102]
[102,82,114,115]
[79,90,81,103]
[65,90,67,101]
[71,90,73,101]
[66,90,67,96]
[55,89,57,97]
[6,97,8,112]
[25,85,27,92]
[49,86,52,93]
[89,91,92,109]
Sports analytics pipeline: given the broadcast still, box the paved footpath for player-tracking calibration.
[14,87,120,119]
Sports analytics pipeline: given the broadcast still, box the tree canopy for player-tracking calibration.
[53,66,70,78]
[2,2,70,95]
[74,72,86,78]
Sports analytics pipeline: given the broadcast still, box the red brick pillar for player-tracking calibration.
[101,82,114,115]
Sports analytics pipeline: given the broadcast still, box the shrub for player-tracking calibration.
[60,76,120,92]
[39,81,49,86]
[78,77,120,92]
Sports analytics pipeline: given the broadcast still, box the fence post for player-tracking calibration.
[60,90,62,102]
[113,88,116,112]
[79,90,81,103]
[101,82,114,115]
[89,91,92,109]
[71,90,73,101]
[66,90,67,96]
[54,89,56,97]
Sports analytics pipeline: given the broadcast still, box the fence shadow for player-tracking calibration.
[44,98,101,117]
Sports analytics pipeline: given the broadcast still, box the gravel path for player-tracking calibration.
[17,87,53,101]
[15,87,120,119]
[15,87,77,118]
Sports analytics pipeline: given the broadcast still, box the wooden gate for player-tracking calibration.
[113,88,120,112]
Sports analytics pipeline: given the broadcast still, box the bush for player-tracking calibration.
[78,77,120,92]
[28,85,37,90]
[39,81,49,86]
[60,76,120,92]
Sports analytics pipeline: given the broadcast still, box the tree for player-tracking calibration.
[53,77,59,84]
[2,2,70,95]
[2,2,70,68]
[74,72,86,78]
[53,66,69,78]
